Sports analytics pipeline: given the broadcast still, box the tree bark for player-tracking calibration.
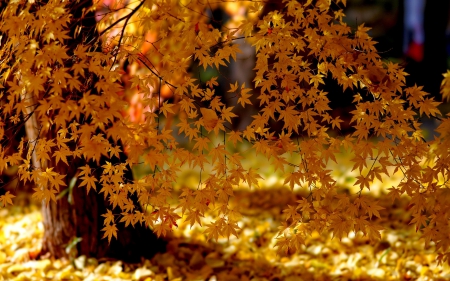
[40,158,166,262]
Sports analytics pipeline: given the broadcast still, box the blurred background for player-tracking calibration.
[345,0,450,101]
[343,0,450,139]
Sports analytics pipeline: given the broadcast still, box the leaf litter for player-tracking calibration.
[1,188,450,281]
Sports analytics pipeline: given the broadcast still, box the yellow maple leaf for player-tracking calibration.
[200,108,219,132]
[101,223,118,244]
[0,191,15,207]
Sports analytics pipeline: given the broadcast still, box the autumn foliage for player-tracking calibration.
[2,0,450,264]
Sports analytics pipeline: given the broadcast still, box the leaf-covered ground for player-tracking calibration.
[1,187,449,281]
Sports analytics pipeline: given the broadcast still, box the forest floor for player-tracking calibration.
[1,186,449,281]
[1,146,450,280]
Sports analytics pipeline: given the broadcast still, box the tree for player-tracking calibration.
[0,0,164,261]
[2,0,450,264]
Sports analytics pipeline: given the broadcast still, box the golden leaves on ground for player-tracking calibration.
[1,193,450,280]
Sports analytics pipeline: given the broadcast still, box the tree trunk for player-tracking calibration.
[40,174,107,259]
[40,159,166,262]
[22,0,167,262]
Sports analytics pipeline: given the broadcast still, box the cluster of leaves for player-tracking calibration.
[2,0,450,264]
